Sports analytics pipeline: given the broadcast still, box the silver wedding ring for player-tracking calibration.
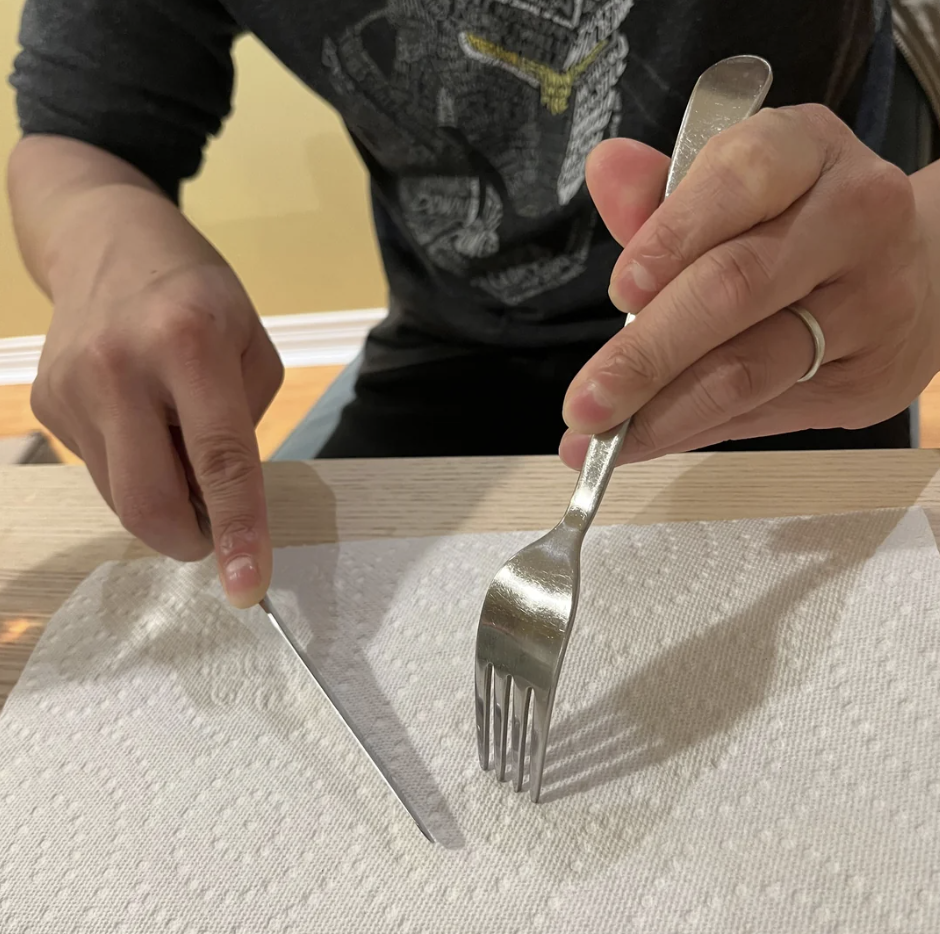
[787,304,826,383]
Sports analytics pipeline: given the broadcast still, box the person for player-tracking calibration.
[7,1,940,609]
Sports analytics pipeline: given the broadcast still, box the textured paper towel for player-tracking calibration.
[2,508,940,933]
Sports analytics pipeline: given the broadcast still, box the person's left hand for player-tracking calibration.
[560,104,939,467]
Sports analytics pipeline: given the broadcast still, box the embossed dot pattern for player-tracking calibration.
[1,508,939,932]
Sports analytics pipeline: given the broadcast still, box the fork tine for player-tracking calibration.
[474,659,492,770]
[511,681,531,793]
[493,671,511,782]
[529,691,554,803]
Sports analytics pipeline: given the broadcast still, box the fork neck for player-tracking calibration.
[561,422,628,534]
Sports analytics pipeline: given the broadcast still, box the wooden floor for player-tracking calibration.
[921,378,940,448]
[2,366,940,463]
[0,366,344,464]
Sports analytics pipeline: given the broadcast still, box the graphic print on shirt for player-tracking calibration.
[322,0,634,306]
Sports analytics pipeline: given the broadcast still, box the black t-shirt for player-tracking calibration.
[11,0,891,356]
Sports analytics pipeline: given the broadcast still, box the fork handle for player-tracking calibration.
[563,55,773,533]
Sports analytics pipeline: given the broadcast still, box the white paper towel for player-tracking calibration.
[2,507,940,933]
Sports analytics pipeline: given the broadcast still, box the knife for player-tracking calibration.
[258,594,435,843]
[177,444,434,843]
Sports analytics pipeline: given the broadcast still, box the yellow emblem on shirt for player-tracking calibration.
[462,32,608,115]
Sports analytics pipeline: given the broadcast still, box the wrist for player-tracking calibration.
[8,135,224,308]
[43,183,217,306]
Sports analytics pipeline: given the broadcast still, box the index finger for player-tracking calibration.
[608,107,836,314]
[170,350,271,609]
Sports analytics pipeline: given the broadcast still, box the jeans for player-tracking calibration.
[271,351,363,460]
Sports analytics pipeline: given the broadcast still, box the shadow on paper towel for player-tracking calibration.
[268,539,468,849]
[540,509,905,828]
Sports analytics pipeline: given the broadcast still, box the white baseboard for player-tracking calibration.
[0,307,386,386]
[0,336,42,387]
[262,308,385,368]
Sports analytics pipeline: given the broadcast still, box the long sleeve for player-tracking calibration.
[9,0,242,201]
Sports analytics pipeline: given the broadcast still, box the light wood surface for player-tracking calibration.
[4,449,940,708]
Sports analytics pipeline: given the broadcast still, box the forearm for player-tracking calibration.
[7,135,223,305]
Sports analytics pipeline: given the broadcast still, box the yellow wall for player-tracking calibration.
[0,5,387,340]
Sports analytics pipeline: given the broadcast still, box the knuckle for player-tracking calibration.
[602,339,663,388]
[692,346,768,416]
[819,359,857,395]
[625,410,664,454]
[152,301,220,362]
[798,102,842,131]
[643,214,689,268]
[30,361,78,436]
[273,352,286,389]
[264,349,286,399]
[702,128,777,205]
[858,160,914,226]
[831,385,877,429]
[193,435,259,493]
[116,488,178,540]
[249,352,286,425]
[785,102,850,152]
[115,487,212,561]
[168,538,213,564]
[839,410,870,431]
[213,516,261,553]
[815,365,872,430]
[890,273,923,321]
[29,375,55,424]
[83,333,132,383]
[697,239,773,314]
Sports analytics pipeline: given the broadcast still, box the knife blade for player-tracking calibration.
[258,594,435,843]
[179,463,434,843]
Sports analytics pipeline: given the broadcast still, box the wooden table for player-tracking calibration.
[4,450,940,708]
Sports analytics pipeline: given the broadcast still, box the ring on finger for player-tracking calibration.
[786,304,826,383]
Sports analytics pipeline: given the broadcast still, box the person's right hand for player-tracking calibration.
[31,259,283,608]
[9,137,284,607]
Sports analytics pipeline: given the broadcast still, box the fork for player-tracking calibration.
[474,55,774,802]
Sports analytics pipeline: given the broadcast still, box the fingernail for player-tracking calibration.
[627,260,658,292]
[563,379,614,430]
[585,379,615,413]
[558,430,590,470]
[609,260,656,313]
[223,554,261,604]
[608,281,635,314]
